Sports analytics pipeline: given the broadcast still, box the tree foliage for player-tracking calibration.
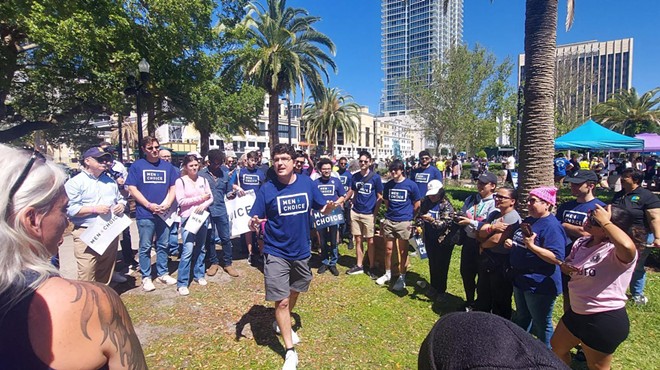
[302,87,360,155]
[400,44,513,154]
[591,87,660,136]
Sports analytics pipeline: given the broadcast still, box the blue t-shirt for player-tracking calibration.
[556,198,607,247]
[314,176,346,202]
[249,174,326,260]
[554,157,571,177]
[383,178,421,222]
[351,171,384,214]
[237,167,265,193]
[337,169,353,193]
[509,215,568,295]
[125,158,179,220]
[410,165,443,196]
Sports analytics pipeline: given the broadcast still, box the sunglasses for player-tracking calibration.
[527,198,544,205]
[359,160,370,164]
[6,151,46,216]
[295,161,305,165]
[494,194,512,200]
[145,145,160,151]
[587,212,601,227]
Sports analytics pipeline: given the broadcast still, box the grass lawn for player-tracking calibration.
[120,241,659,369]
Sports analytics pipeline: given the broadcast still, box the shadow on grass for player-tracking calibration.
[337,254,357,269]
[234,305,303,358]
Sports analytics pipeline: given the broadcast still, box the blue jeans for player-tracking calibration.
[137,217,170,279]
[169,221,181,256]
[178,217,208,287]
[630,246,651,297]
[319,225,339,266]
[209,214,233,266]
[513,287,556,349]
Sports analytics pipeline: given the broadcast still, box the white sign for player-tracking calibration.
[183,211,210,235]
[226,190,256,238]
[80,213,133,255]
[157,203,178,227]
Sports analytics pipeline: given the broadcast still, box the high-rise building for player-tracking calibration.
[381,0,464,116]
[518,38,634,121]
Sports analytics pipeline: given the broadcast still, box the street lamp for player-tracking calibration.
[117,118,123,163]
[124,58,151,159]
[286,93,292,145]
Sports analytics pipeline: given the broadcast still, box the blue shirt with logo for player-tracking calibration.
[410,165,443,195]
[237,167,265,193]
[338,169,353,193]
[125,158,179,220]
[249,174,327,260]
[557,198,606,248]
[314,176,346,203]
[383,178,421,222]
[351,171,384,214]
[509,215,568,295]
[554,157,571,177]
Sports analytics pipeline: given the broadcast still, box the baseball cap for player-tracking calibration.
[83,147,113,161]
[187,151,203,159]
[565,169,599,184]
[477,172,498,185]
[426,180,444,196]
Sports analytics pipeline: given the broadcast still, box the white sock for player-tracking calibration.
[385,270,391,277]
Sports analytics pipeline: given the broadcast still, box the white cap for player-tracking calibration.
[187,151,202,159]
[425,180,444,196]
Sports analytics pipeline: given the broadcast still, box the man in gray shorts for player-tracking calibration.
[248,144,337,370]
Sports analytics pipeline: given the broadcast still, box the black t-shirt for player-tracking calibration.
[612,187,660,232]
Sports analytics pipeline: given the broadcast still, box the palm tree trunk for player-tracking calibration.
[518,0,558,214]
[268,93,280,148]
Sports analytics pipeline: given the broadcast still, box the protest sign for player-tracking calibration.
[157,203,178,227]
[80,213,133,255]
[226,190,256,238]
[312,207,344,229]
[183,211,210,234]
[409,234,428,259]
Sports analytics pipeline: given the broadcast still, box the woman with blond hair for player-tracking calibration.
[0,144,146,369]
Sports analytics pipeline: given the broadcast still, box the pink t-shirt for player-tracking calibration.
[567,237,637,314]
[175,176,213,218]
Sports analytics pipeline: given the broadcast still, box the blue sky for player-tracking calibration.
[287,0,659,114]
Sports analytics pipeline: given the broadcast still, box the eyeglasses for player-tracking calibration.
[274,157,293,164]
[339,162,347,166]
[94,157,112,164]
[527,198,543,205]
[389,168,402,173]
[145,145,160,151]
[359,160,370,164]
[6,151,46,216]
[295,161,305,165]
[420,156,431,160]
[494,194,512,200]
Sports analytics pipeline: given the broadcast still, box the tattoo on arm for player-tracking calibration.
[70,282,147,370]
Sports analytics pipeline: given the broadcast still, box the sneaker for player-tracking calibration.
[157,274,177,285]
[366,269,378,280]
[329,265,339,276]
[224,265,240,277]
[206,264,220,276]
[282,349,298,370]
[317,264,328,274]
[346,265,364,275]
[392,275,406,291]
[177,286,189,296]
[376,273,391,286]
[111,272,128,284]
[273,321,300,345]
[196,278,208,286]
[142,278,156,292]
[347,240,354,250]
[632,295,649,305]
[435,293,449,304]
[127,264,140,275]
[464,304,474,312]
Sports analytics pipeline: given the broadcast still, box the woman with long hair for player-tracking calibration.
[551,205,640,369]
[0,144,146,369]
[175,154,213,296]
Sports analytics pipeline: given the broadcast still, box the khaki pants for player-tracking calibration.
[72,227,119,285]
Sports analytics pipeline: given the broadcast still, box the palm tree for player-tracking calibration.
[303,88,360,155]
[111,119,139,160]
[591,87,660,135]
[229,0,337,147]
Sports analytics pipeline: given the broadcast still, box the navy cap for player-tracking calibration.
[83,147,113,160]
[477,172,498,185]
[565,169,599,184]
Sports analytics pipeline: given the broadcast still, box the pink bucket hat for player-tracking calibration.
[529,187,557,206]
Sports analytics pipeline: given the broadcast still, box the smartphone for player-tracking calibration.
[520,223,533,237]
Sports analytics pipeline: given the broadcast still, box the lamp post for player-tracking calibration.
[286,93,292,145]
[117,118,124,163]
[124,58,151,159]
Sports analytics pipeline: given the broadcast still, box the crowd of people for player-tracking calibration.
[1,139,657,370]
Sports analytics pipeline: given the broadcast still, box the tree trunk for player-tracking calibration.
[0,120,53,142]
[268,93,280,149]
[327,130,334,156]
[199,126,210,157]
[518,0,558,215]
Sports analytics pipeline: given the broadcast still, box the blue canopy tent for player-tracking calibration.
[554,119,644,150]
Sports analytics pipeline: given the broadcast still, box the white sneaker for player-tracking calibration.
[197,278,208,286]
[142,278,156,292]
[273,321,300,345]
[376,273,391,286]
[177,287,189,296]
[111,272,128,283]
[157,274,177,285]
[282,349,298,370]
[392,275,406,291]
